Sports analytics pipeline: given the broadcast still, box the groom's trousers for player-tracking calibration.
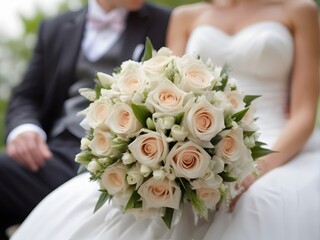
[0,130,81,239]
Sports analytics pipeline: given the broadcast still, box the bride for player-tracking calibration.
[11,0,320,239]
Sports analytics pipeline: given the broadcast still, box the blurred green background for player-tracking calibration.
[0,0,319,149]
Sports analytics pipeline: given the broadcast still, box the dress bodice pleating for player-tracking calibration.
[186,21,295,146]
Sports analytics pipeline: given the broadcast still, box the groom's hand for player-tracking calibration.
[6,131,52,172]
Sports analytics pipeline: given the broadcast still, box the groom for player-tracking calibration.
[0,0,171,239]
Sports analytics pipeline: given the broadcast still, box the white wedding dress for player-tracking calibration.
[11,21,320,240]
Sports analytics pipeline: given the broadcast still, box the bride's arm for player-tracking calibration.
[230,1,319,211]
[166,3,206,55]
[259,0,320,174]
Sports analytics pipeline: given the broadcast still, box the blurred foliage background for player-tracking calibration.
[0,0,319,149]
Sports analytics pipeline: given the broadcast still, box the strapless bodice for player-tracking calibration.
[186,21,295,146]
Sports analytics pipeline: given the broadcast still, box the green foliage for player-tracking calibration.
[149,0,202,8]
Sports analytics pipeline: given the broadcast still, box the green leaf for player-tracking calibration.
[243,131,256,137]
[215,189,225,210]
[254,141,267,147]
[142,37,154,62]
[232,107,249,122]
[162,207,174,229]
[94,190,111,213]
[251,145,276,160]
[125,190,142,210]
[181,179,207,219]
[211,134,223,146]
[213,64,229,91]
[243,95,261,107]
[131,104,152,127]
[175,112,184,125]
[219,171,237,182]
[77,164,87,174]
[95,85,103,99]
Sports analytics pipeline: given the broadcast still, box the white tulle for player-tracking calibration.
[11,21,320,240]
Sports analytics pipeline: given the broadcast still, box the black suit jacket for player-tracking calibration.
[5,3,171,139]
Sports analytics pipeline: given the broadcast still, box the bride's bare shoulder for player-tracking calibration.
[171,2,211,21]
[273,0,318,15]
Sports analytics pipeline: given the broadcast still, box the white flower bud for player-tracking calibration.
[122,152,136,165]
[171,124,188,142]
[140,165,152,177]
[80,137,91,150]
[87,160,100,173]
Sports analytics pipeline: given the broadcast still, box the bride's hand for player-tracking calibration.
[229,156,273,212]
[229,174,257,212]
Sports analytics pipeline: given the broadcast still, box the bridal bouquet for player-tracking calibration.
[76,40,271,228]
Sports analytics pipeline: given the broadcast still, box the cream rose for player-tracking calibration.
[106,103,142,140]
[85,97,114,129]
[183,96,225,148]
[115,60,147,96]
[128,131,168,169]
[226,91,245,112]
[145,79,187,115]
[101,163,129,195]
[177,55,216,94]
[142,47,174,75]
[240,107,258,131]
[191,179,221,209]
[166,141,210,179]
[216,128,248,163]
[89,129,117,157]
[138,177,181,209]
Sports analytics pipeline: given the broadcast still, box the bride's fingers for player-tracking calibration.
[229,175,257,212]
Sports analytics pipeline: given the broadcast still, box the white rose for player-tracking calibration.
[128,131,168,169]
[126,164,144,189]
[216,128,248,163]
[85,97,114,129]
[177,55,216,94]
[115,60,147,96]
[145,79,187,115]
[101,163,129,195]
[89,129,117,157]
[138,177,181,209]
[106,103,142,140]
[166,141,210,179]
[183,96,225,148]
[226,91,245,112]
[191,179,221,209]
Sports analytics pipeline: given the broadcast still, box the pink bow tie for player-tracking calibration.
[87,10,126,32]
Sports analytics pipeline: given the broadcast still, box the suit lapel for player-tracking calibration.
[57,7,87,86]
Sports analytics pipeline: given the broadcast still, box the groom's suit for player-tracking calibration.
[0,3,171,238]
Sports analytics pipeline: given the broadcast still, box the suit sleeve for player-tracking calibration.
[5,21,47,138]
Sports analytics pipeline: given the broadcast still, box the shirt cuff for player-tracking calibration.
[7,124,47,144]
